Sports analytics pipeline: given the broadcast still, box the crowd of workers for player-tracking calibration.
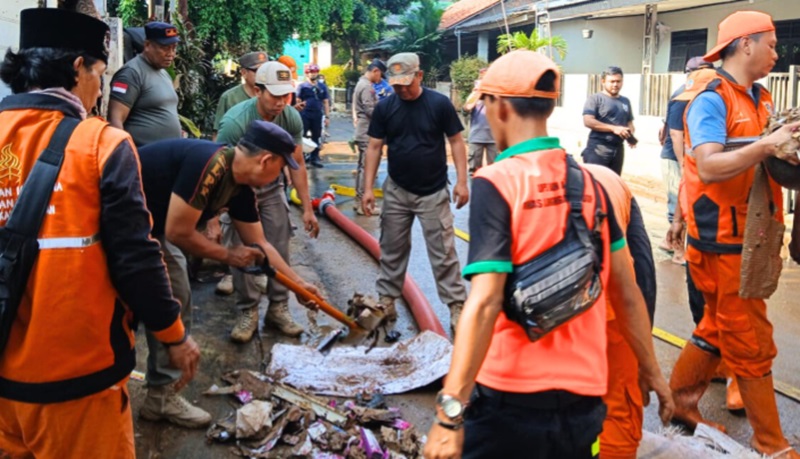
[0,5,799,459]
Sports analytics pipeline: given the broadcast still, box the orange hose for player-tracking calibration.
[273,271,363,331]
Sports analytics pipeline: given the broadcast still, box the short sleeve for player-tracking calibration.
[217,113,245,146]
[666,100,687,132]
[583,94,600,117]
[321,84,331,100]
[284,107,305,144]
[368,100,387,139]
[227,186,259,223]
[109,65,141,108]
[440,96,464,137]
[463,177,513,279]
[686,91,727,149]
[625,98,634,122]
[173,150,226,211]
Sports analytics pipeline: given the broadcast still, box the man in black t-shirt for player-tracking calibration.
[136,122,321,427]
[361,52,469,334]
[582,66,636,175]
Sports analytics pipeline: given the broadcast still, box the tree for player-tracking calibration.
[496,29,568,60]
[385,0,444,74]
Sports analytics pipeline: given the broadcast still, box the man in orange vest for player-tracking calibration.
[0,9,199,458]
[423,50,673,459]
[670,11,800,458]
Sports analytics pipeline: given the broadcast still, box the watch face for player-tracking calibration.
[441,398,463,418]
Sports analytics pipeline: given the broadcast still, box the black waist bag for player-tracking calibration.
[0,117,78,354]
[504,154,606,342]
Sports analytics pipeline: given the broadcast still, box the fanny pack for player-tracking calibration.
[504,154,606,342]
[0,117,79,354]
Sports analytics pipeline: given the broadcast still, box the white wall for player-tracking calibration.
[552,15,644,75]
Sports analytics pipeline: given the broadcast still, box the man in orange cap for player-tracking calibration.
[423,49,672,459]
[670,10,800,458]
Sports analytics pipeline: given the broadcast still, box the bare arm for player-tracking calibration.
[583,114,631,139]
[107,99,131,130]
[286,144,319,237]
[669,129,685,164]
[360,136,385,216]
[448,133,469,209]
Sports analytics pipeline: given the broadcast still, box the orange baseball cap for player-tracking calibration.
[478,50,560,99]
[704,11,774,62]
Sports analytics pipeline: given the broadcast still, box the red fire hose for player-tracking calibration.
[313,191,446,337]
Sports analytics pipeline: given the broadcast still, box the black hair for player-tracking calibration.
[486,70,557,119]
[719,33,763,61]
[237,139,264,157]
[0,47,99,94]
[601,66,624,79]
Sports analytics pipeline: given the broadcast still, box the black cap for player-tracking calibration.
[145,22,181,45]
[20,8,110,63]
[241,121,298,169]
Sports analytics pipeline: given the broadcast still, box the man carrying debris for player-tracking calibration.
[218,61,319,343]
[0,9,198,456]
[582,66,636,175]
[424,50,673,459]
[668,11,800,458]
[214,51,268,135]
[352,59,385,215]
[361,52,469,334]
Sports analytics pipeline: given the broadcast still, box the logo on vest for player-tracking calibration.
[685,79,694,90]
[764,102,774,115]
[0,143,21,186]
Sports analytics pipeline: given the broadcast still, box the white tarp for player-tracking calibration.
[267,331,452,396]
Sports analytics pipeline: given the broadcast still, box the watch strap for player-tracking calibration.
[435,417,463,431]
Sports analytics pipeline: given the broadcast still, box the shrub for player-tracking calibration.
[449,55,487,105]
[320,65,346,88]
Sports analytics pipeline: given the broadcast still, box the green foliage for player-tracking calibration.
[496,30,568,60]
[344,68,362,84]
[385,0,445,74]
[324,0,411,67]
[118,0,147,27]
[320,65,347,88]
[450,55,487,105]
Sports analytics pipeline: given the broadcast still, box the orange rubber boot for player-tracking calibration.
[737,374,800,459]
[669,342,726,433]
[726,376,744,412]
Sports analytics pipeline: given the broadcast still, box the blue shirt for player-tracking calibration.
[373,79,394,101]
[296,81,330,115]
[685,91,727,150]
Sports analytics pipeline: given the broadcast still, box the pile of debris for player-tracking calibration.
[205,370,426,458]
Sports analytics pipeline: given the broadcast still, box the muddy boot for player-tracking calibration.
[738,374,800,458]
[726,377,745,412]
[378,296,397,322]
[449,301,464,336]
[669,342,726,433]
[215,274,233,295]
[230,307,258,343]
[265,301,304,337]
[140,384,212,429]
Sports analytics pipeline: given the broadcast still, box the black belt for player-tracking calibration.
[475,384,591,410]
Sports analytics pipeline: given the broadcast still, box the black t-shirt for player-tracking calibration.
[138,138,259,237]
[368,88,464,196]
[583,93,634,146]
[661,86,687,160]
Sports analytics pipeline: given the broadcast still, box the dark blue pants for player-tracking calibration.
[301,112,323,161]
[628,198,657,324]
[463,385,605,459]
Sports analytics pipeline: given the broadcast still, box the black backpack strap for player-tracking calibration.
[5,117,80,236]
[565,154,592,247]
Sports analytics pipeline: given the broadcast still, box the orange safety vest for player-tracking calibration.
[474,140,610,396]
[0,106,145,402]
[677,69,782,253]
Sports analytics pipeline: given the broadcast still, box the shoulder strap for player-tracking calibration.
[565,155,605,252]
[5,117,80,236]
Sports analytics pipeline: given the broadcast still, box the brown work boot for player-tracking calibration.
[449,301,464,336]
[378,295,397,321]
[726,377,745,412]
[738,374,800,458]
[669,342,727,433]
[140,384,212,429]
[215,274,233,295]
[230,307,258,343]
[265,301,304,337]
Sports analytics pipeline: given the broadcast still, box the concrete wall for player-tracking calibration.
[551,15,644,74]
[0,0,56,101]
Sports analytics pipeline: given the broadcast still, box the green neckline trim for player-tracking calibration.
[496,137,562,162]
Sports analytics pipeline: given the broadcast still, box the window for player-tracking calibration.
[668,29,708,72]
[775,19,800,72]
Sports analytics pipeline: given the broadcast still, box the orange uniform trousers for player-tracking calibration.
[600,319,643,459]
[687,248,777,378]
[0,379,134,459]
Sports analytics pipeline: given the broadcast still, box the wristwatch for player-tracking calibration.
[435,391,467,422]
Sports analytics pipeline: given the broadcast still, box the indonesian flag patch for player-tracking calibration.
[112,82,128,94]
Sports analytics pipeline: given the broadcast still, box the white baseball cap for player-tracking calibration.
[255,61,295,96]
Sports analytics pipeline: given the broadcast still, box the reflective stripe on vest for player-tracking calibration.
[38,233,100,249]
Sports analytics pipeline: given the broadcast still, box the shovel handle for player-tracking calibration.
[272,271,362,331]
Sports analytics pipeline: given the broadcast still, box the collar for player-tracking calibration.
[0,92,83,120]
[496,137,562,162]
[716,68,761,104]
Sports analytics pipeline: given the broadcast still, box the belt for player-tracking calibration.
[475,384,591,410]
[37,233,100,249]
